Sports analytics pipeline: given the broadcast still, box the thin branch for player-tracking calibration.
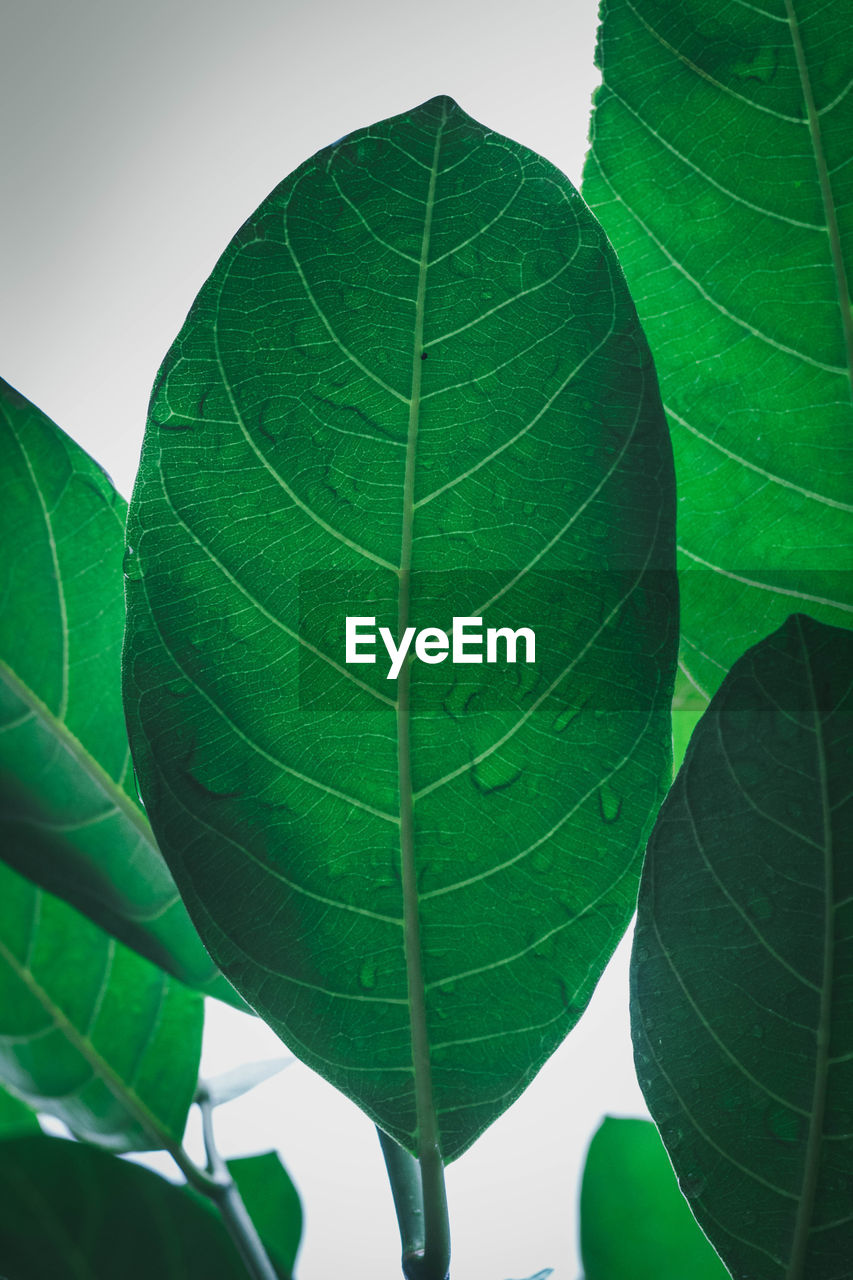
[196,1085,280,1280]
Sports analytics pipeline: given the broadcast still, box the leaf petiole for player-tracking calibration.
[378,1127,450,1280]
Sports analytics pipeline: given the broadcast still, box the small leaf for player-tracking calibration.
[633,615,853,1278]
[227,1150,302,1278]
[0,377,243,1007]
[0,859,203,1152]
[203,1056,292,1108]
[584,1,853,696]
[580,1116,728,1279]
[0,1134,251,1278]
[124,95,677,1162]
[0,1084,39,1138]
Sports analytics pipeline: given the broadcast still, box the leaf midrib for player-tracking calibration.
[786,617,835,1279]
[0,658,156,851]
[9,417,70,721]
[398,102,445,1170]
[0,916,176,1156]
[784,0,853,402]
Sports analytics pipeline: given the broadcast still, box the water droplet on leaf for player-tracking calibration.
[747,892,773,922]
[597,784,622,823]
[765,1102,799,1144]
[123,545,143,581]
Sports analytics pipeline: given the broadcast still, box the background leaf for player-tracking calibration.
[203,1057,291,1109]
[671,665,709,776]
[0,859,203,1152]
[0,1084,39,1139]
[583,0,853,698]
[633,614,852,1278]
[0,377,242,1006]
[124,95,677,1161]
[580,1116,729,1279]
[227,1150,302,1278]
[0,1134,251,1279]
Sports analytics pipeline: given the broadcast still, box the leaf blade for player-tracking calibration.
[632,614,853,1278]
[0,1084,39,1139]
[0,1134,251,1279]
[580,1116,729,1279]
[124,96,678,1161]
[583,0,853,696]
[0,860,203,1152]
[227,1151,302,1278]
[0,377,243,1006]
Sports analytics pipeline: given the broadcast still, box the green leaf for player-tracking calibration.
[580,1116,729,1279]
[227,1151,302,1278]
[0,1134,251,1279]
[633,614,852,1279]
[0,1084,39,1139]
[671,664,709,777]
[0,858,203,1152]
[583,0,853,698]
[0,377,243,1007]
[124,95,678,1161]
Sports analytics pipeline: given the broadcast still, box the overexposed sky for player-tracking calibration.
[2,3,652,1277]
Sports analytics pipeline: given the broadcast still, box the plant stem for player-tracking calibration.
[377,1126,450,1280]
[417,1140,451,1280]
[197,1086,279,1280]
[378,1126,425,1271]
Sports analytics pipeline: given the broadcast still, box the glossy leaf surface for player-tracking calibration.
[580,1116,728,1279]
[124,95,677,1160]
[0,377,239,1005]
[228,1151,303,1277]
[0,1135,249,1279]
[633,615,852,1278]
[0,859,203,1152]
[584,0,853,697]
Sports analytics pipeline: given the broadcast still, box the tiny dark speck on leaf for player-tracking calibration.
[420,351,428,360]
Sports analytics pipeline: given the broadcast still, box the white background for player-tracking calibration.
[2,2,651,1276]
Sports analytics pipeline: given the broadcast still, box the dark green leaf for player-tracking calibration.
[204,1057,291,1109]
[0,1134,249,1279]
[227,1151,302,1278]
[0,1085,39,1139]
[0,377,242,1007]
[583,0,853,697]
[124,95,677,1161]
[580,1116,729,1279]
[0,859,203,1152]
[633,614,852,1279]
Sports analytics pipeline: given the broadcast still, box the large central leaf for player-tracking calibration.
[124,96,677,1161]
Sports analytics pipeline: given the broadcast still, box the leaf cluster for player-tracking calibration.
[0,0,850,1276]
